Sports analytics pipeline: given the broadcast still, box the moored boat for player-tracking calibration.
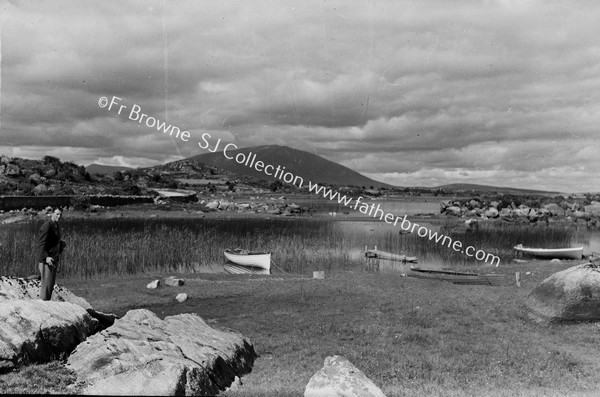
[407,267,507,286]
[513,244,583,260]
[364,248,418,263]
[224,248,271,271]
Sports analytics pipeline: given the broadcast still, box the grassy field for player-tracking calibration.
[3,260,598,396]
[1,214,596,395]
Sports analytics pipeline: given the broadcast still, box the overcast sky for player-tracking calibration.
[1,0,599,193]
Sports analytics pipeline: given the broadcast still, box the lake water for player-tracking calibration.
[322,197,600,267]
[304,197,440,217]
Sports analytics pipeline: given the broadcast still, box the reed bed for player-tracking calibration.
[0,217,579,279]
[0,218,369,278]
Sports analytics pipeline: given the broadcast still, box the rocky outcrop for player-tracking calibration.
[0,276,92,309]
[0,276,117,335]
[525,262,600,323]
[304,355,386,397]
[441,199,600,227]
[67,309,256,396]
[200,199,309,216]
[0,300,99,372]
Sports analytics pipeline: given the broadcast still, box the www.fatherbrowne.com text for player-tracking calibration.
[98,95,501,266]
[306,182,500,266]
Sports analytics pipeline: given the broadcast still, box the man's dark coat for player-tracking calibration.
[37,220,64,263]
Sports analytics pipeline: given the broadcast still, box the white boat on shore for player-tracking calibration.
[224,249,271,272]
[513,244,583,260]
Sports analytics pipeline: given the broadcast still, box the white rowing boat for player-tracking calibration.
[513,244,583,260]
[224,248,271,271]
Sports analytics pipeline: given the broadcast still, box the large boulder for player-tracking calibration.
[0,300,100,372]
[218,200,234,210]
[544,203,564,217]
[4,164,20,176]
[33,184,49,195]
[445,206,462,217]
[0,276,117,334]
[67,309,256,396]
[205,200,220,210]
[525,262,600,323]
[439,200,452,212]
[304,355,386,397]
[0,276,92,310]
[584,204,600,216]
[485,207,499,218]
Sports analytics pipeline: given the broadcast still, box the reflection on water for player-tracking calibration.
[573,227,600,255]
[334,220,450,269]
[335,217,600,270]
[305,198,441,217]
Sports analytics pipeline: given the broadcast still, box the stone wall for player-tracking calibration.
[0,195,72,211]
[0,195,154,211]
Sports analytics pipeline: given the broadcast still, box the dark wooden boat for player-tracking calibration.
[407,267,507,286]
[364,249,418,263]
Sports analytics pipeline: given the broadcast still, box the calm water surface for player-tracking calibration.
[329,198,600,268]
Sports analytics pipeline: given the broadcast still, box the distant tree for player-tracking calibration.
[17,181,34,196]
[113,171,124,181]
[56,171,70,181]
[124,183,142,196]
[270,180,283,192]
[43,155,61,166]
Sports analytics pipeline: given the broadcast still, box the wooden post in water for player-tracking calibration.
[515,272,521,287]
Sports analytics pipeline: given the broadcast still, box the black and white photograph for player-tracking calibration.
[1,1,600,395]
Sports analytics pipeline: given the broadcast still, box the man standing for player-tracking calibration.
[37,208,66,300]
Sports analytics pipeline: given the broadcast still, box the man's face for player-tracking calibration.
[51,210,62,222]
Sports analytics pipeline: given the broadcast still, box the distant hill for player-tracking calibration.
[86,164,135,175]
[434,183,561,196]
[188,145,394,188]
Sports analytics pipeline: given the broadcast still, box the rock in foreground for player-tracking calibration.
[67,309,256,396]
[0,300,99,372]
[305,355,386,397]
[0,276,92,309]
[0,276,117,329]
[526,262,600,323]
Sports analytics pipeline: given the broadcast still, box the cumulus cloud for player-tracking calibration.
[1,0,599,192]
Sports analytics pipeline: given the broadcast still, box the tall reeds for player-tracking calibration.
[0,217,581,279]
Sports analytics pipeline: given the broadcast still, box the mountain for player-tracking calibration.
[187,145,393,188]
[86,164,135,175]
